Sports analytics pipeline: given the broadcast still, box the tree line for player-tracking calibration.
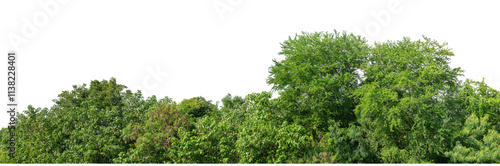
[1,30,499,163]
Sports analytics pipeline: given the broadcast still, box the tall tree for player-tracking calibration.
[267,31,369,136]
[354,37,463,162]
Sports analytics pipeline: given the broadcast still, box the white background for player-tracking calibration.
[0,0,499,128]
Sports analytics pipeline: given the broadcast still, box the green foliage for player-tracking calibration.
[6,78,131,163]
[221,93,245,110]
[235,92,312,163]
[54,78,128,163]
[114,102,192,163]
[10,106,52,163]
[173,114,239,163]
[178,96,217,118]
[268,31,369,135]
[120,91,158,150]
[458,79,500,126]
[2,30,500,163]
[445,114,500,163]
[236,112,311,163]
[171,94,246,163]
[322,121,377,163]
[353,37,462,162]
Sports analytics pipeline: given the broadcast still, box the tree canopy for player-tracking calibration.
[1,30,499,163]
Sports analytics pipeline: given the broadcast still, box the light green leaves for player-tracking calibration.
[446,114,500,163]
[354,36,463,162]
[268,31,369,136]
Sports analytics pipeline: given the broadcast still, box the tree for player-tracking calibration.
[172,94,245,163]
[445,114,500,163]
[8,106,56,163]
[173,114,240,163]
[0,128,9,163]
[318,121,377,163]
[3,30,500,164]
[235,92,312,163]
[7,78,149,163]
[221,93,245,110]
[114,99,192,163]
[267,30,369,137]
[353,37,463,162]
[119,91,158,155]
[457,79,500,127]
[51,78,128,163]
[178,97,217,118]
